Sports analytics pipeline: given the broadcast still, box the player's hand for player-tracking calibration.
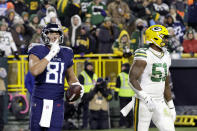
[72,82,84,99]
[138,90,156,112]
[143,95,156,112]
[45,39,60,61]
[167,100,176,122]
[50,39,60,56]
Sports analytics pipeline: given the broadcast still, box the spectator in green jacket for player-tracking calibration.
[130,18,148,51]
[112,30,133,58]
[86,0,107,26]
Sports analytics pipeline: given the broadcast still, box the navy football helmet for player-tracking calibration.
[41,23,64,45]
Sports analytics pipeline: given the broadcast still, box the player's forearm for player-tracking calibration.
[164,85,172,102]
[29,59,49,76]
[129,78,142,91]
[164,75,172,102]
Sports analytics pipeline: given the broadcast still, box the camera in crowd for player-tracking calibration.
[95,77,109,90]
[123,46,132,58]
[0,49,5,57]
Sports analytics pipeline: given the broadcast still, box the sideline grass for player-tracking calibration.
[63,127,197,131]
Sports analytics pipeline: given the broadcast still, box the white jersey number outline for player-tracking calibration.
[46,62,64,84]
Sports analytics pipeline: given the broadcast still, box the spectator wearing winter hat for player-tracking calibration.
[0,0,14,16]
[74,24,97,54]
[183,28,197,53]
[68,15,82,51]
[130,18,148,51]
[97,17,119,53]
[29,14,40,31]
[39,6,61,27]
[6,9,23,27]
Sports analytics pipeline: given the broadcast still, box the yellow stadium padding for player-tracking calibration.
[175,115,197,126]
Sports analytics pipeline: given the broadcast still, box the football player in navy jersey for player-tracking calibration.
[28,23,84,131]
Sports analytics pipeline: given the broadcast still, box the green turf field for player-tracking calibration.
[65,127,197,131]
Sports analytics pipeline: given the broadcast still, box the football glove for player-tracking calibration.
[138,90,156,112]
[71,82,84,99]
[45,39,60,61]
[167,100,176,122]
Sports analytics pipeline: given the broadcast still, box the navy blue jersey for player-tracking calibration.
[28,43,74,100]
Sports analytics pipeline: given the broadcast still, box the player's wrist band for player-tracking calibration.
[138,90,147,100]
[45,54,53,62]
[167,100,174,109]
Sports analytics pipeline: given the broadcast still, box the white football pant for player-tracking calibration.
[133,98,175,131]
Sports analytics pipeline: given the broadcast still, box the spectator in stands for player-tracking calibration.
[6,9,23,27]
[29,14,40,31]
[11,24,29,54]
[87,77,112,129]
[21,11,28,23]
[80,0,92,22]
[153,0,170,24]
[37,1,51,20]
[107,0,131,30]
[164,14,186,44]
[61,26,70,47]
[25,0,41,15]
[167,27,183,54]
[169,5,184,25]
[0,67,7,131]
[68,15,82,51]
[30,25,42,44]
[78,61,98,129]
[183,28,197,53]
[115,63,134,128]
[75,24,96,54]
[97,17,119,53]
[0,0,14,16]
[13,0,28,16]
[87,0,107,26]
[112,30,133,57]
[0,21,19,59]
[39,6,61,27]
[58,0,81,27]
[130,18,147,51]
[57,0,70,26]
[188,0,197,31]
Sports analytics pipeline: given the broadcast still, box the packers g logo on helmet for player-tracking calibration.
[145,25,169,48]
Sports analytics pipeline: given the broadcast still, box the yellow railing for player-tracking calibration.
[175,115,197,126]
[7,54,127,94]
[7,53,197,95]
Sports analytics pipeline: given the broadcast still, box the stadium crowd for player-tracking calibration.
[0,0,196,58]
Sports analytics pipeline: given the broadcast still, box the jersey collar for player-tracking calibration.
[149,47,164,58]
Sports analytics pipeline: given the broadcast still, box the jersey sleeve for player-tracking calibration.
[28,44,43,59]
[134,48,147,62]
[62,46,74,68]
[67,49,74,68]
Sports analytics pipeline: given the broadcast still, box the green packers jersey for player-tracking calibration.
[80,0,92,13]
[87,2,106,25]
[134,47,171,99]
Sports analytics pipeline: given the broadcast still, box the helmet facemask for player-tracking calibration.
[41,23,64,46]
